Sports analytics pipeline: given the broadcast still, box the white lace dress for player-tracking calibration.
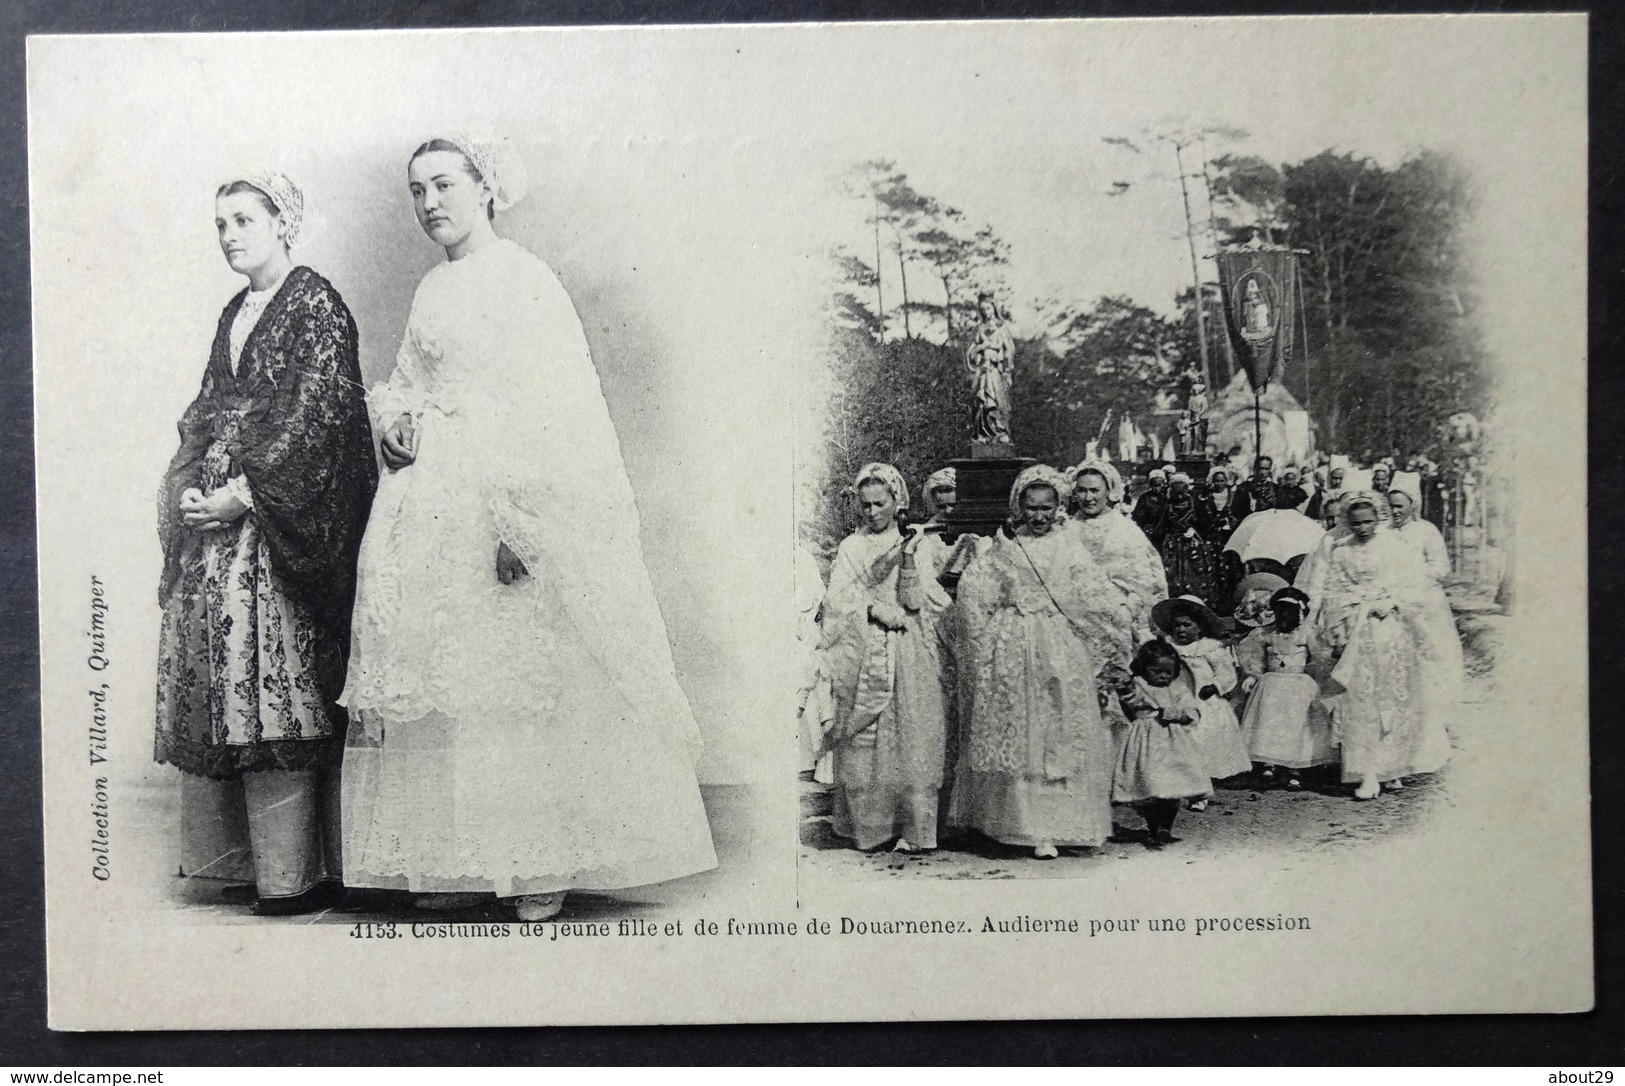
[948,525,1131,847]
[1316,533,1453,784]
[339,239,716,896]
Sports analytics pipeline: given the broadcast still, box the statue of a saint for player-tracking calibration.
[1187,377,1209,451]
[1188,377,1209,419]
[965,293,1016,446]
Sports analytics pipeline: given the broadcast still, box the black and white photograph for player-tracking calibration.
[32,28,801,1007]
[30,15,1589,1029]
[796,82,1509,882]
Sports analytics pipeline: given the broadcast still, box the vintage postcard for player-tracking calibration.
[33,15,1590,1029]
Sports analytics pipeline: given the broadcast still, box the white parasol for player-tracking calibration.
[1223,509,1327,564]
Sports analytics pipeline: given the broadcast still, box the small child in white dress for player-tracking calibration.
[1236,587,1335,789]
[1113,641,1210,848]
[1151,596,1253,809]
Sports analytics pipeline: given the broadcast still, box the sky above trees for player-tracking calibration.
[811,16,1564,330]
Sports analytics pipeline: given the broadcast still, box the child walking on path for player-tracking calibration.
[1113,641,1210,847]
[1235,587,1336,790]
[1152,595,1252,809]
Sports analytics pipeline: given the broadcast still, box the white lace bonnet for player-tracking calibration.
[1071,460,1124,504]
[1337,490,1386,532]
[922,467,957,515]
[423,130,530,212]
[854,463,909,515]
[218,170,308,247]
[1009,464,1071,525]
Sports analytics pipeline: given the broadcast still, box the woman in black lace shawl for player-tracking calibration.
[1197,468,1244,610]
[1156,472,1219,604]
[154,172,377,915]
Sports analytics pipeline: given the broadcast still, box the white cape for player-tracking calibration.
[340,238,715,894]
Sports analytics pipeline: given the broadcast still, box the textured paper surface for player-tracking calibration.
[32,16,1589,1029]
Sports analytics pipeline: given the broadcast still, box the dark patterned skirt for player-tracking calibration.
[1160,533,1219,605]
[155,509,345,780]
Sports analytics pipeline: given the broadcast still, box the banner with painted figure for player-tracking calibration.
[1216,249,1302,392]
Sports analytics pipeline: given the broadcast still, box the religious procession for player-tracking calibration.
[800,154,1505,870]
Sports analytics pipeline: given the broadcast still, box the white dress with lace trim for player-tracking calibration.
[339,238,716,895]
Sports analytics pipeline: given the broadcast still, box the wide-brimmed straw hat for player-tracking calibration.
[1235,571,1290,603]
[1151,595,1224,640]
[1232,572,1290,627]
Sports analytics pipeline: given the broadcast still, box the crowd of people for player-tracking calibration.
[1118,450,1455,614]
[799,452,1466,859]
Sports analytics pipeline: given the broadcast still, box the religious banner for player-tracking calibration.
[1216,249,1302,392]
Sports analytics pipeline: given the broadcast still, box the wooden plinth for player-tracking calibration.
[1173,456,1212,480]
[941,452,1036,540]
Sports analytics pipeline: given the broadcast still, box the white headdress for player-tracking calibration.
[854,462,909,514]
[1008,464,1071,526]
[1337,490,1388,533]
[922,467,957,516]
[219,170,308,247]
[430,130,529,212]
[1070,460,1124,504]
[1388,471,1423,506]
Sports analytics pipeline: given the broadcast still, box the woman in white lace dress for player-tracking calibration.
[816,464,963,853]
[1315,494,1454,800]
[949,466,1132,857]
[339,132,716,920]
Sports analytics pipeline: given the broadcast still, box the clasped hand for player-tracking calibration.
[179,487,247,532]
[380,414,418,471]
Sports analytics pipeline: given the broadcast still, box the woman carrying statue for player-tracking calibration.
[965,292,1016,446]
[154,172,378,915]
[950,466,1132,858]
[817,464,955,853]
[339,132,716,920]
[915,466,987,789]
[1313,494,1454,800]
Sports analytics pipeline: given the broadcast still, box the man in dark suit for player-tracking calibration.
[1230,455,1278,521]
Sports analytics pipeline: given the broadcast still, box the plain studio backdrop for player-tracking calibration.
[30,30,838,788]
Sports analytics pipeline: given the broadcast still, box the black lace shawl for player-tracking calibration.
[158,267,378,636]
[1162,489,1201,532]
